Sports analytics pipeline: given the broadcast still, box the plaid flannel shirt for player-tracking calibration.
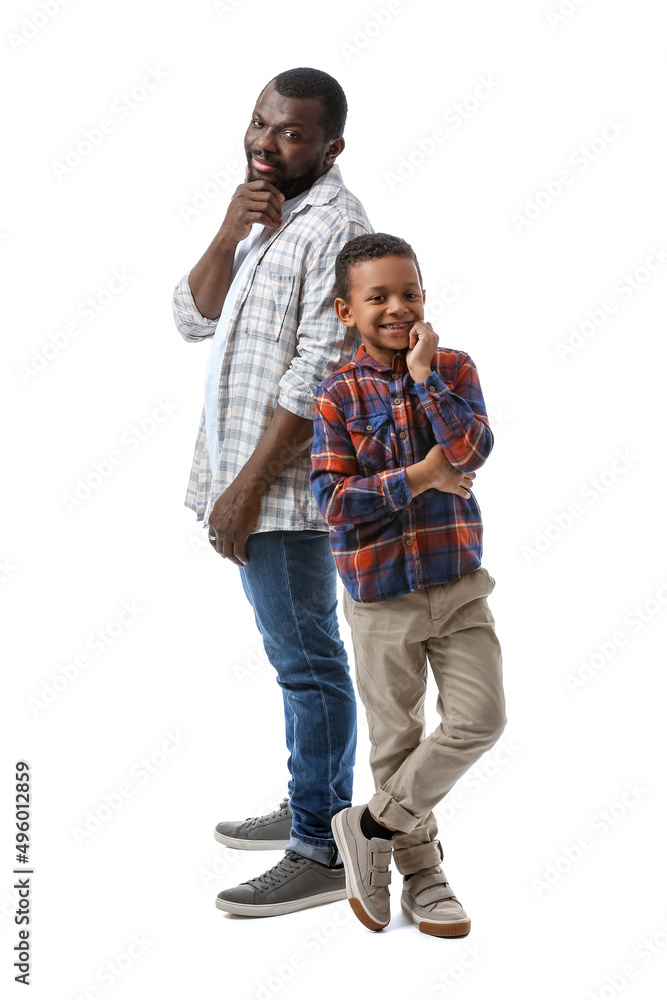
[310,345,493,603]
[173,164,371,529]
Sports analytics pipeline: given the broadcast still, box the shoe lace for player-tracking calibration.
[247,851,306,890]
[243,798,290,830]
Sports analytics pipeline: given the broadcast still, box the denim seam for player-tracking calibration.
[280,533,335,831]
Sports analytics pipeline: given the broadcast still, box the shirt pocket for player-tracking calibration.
[242,265,297,342]
[345,410,394,473]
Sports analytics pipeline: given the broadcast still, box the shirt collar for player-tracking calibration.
[354,344,410,377]
[292,162,343,211]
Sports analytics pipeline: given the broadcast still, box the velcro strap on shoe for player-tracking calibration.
[414,884,457,905]
[409,872,455,903]
[369,869,392,887]
[370,847,392,867]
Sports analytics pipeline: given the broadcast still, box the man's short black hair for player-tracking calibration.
[268,67,347,142]
[335,233,423,300]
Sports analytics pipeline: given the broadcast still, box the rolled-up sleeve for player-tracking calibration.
[278,219,370,419]
[172,272,218,343]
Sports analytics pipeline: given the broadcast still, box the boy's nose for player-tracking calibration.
[385,298,410,316]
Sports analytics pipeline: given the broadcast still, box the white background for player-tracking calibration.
[2,0,667,997]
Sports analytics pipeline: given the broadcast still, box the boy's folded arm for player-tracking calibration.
[312,465,413,526]
[414,358,493,472]
[310,391,413,526]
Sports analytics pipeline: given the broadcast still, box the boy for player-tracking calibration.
[309,233,506,937]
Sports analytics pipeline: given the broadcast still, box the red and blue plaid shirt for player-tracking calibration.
[310,344,493,603]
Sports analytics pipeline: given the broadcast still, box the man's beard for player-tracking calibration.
[245,150,327,200]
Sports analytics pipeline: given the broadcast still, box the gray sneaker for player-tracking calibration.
[401,866,471,937]
[331,805,393,931]
[215,851,347,916]
[214,798,292,851]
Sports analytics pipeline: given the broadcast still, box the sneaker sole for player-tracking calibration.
[331,811,389,932]
[401,899,471,937]
[214,830,289,851]
[215,887,347,917]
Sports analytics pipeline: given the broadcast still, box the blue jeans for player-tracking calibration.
[239,530,357,865]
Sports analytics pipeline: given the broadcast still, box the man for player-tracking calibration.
[172,67,371,916]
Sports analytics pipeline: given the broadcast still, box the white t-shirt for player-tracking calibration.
[204,190,307,471]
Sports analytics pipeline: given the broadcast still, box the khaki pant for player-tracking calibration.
[343,566,506,875]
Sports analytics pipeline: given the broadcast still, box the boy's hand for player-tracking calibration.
[422,444,476,498]
[406,321,438,383]
[406,445,476,499]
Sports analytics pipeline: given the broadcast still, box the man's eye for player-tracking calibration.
[251,119,263,127]
[284,130,299,139]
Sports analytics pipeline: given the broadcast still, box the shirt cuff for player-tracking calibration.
[172,273,219,342]
[278,369,316,420]
[413,371,448,401]
[380,467,412,510]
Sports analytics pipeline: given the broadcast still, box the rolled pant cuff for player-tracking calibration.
[392,839,444,876]
[286,835,340,867]
[368,790,420,833]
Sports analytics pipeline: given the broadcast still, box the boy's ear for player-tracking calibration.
[334,297,357,327]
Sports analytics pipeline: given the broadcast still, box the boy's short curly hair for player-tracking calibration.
[335,233,423,299]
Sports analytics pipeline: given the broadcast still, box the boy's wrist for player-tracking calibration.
[409,365,432,384]
[405,458,432,497]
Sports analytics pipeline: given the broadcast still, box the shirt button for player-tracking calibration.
[427,384,436,393]
[393,397,402,405]
[365,424,373,431]
[399,431,407,439]
[406,537,414,546]
[392,373,400,380]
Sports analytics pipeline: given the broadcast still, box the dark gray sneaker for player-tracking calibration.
[215,851,347,916]
[214,798,292,851]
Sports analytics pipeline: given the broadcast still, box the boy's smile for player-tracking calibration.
[334,255,426,367]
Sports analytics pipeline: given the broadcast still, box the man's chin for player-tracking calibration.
[246,162,284,189]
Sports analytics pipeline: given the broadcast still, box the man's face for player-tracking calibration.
[335,256,426,368]
[244,82,342,200]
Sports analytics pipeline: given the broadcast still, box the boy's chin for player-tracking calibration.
[379,337,409,350]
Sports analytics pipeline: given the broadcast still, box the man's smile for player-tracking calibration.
[251,155,280,173]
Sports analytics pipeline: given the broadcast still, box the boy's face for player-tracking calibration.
[334,255,425,367]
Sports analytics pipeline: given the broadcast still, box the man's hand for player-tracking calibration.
[405,321,438,383]
[405,444,476,499]
[206,405,315,566]
[207,484,262,567]
[188,169,285,321]
[219,169,285,244]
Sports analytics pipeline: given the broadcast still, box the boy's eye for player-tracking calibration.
[370,295,385,302]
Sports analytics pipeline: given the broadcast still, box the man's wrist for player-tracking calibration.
[215,225,242,250]
[228,468,267,502]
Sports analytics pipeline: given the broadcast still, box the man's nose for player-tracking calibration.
[254,127,279,154]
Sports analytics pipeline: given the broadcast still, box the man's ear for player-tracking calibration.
[334,296,357,327]
[422,288,426,304]
[326,137,345,164]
